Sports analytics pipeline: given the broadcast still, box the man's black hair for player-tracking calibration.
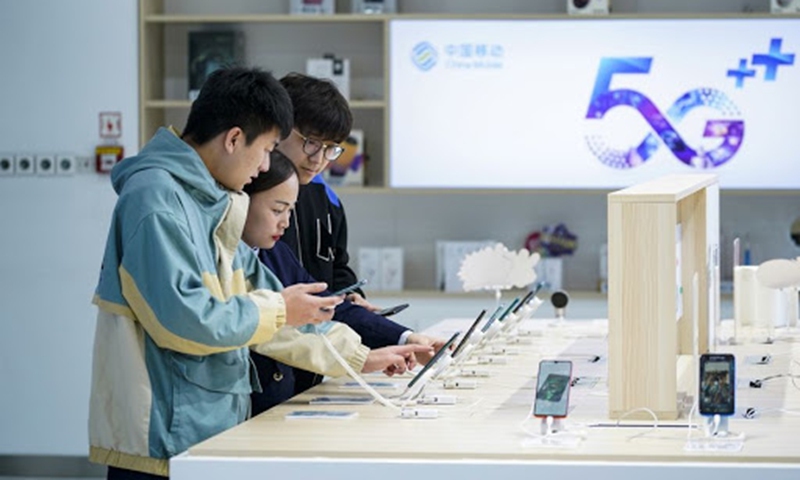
[280,72,352,143]
[183,66,294,145]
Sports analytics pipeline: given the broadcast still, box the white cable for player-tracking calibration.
[316,327,403,412]
[615,407,659,441]
[686,400,699,443]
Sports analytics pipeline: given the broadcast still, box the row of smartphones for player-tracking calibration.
[334,280,737,419]
[531,352,738,419]
[524,357,737,422]
[406,290,538,391]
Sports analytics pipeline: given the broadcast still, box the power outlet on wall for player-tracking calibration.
[15,154,35,175]
[0,154,14,176]
[76,155,94,174]
[36,154,57,175]
[56,154,77,175]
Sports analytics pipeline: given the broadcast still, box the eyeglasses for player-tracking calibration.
[293,129,345,162]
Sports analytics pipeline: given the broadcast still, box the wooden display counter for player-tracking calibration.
[171,318,800,480]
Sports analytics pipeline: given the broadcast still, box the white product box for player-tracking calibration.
[380,248,404,291]
[306,56,350,100]
[358,247,382,292]
[350,0,396,13]
[534,257,563,292]
[435,240,495,292]
[358,247,404,291]
[290,0,335,15]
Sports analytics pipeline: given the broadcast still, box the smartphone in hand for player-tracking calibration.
[320,279,369,312]
[330,279,368,297]
[376,303,409,317]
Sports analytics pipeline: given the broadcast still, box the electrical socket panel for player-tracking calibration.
[0,154,14,176]
[36,154,57,175]
[75,155,95,173]
[56,154,77,175]
[14,154,36,175]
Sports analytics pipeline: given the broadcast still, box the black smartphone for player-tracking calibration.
[512,290,535,314]
[479,305,505,333]
[699,353,736,416]
[451,309,487,359]
[533,359,573,418]
[376,303,409,317]
[497,297,520,322]
[330,278,368,296]
[407,331,460,389]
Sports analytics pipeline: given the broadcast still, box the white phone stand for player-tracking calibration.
[502,297,544,334]
[521,415,583,448]
[400,353,455,402]
[685,414,745,452]
[541,416,564,435]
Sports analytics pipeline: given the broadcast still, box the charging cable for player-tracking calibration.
[314,326,403,412]
[748,373,800,389]
[315,325,440,418]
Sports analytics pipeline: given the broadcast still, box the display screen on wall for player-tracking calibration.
[389,18,799,189]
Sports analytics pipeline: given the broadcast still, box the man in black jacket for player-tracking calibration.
[275,73,445,395]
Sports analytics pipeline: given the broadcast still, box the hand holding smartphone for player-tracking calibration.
[376,303,409,317]
[320,279,369,312]
[330,278,368,297]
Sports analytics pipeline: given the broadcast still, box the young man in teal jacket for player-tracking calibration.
[88,67,349,479]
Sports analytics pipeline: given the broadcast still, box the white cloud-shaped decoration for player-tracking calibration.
[458,243,540,292]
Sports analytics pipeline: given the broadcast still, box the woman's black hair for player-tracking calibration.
[243,150,299,196]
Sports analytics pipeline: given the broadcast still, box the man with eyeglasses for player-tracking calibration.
[252,73,446,400]
[274,73,359,300]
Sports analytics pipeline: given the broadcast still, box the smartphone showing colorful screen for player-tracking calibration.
[533,359,573,418]
[699,353,735,416]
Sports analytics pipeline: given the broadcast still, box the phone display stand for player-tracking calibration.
[401,354,454,402]
[520,416,583,448]
[501,297,544,335]
[685,415,745,452]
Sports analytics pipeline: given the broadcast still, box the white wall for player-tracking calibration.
[0,0,137,455]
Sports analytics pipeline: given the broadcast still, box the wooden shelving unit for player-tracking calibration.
[607,174,720,420]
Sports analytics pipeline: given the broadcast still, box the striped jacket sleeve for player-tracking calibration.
[118,211,285,355]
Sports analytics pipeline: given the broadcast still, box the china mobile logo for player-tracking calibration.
[585,39,793,169]
[411,42,438,71]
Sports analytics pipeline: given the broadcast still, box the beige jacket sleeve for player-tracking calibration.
[251,323,370,377]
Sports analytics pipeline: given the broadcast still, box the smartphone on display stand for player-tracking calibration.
[699,353,735,417]
[532,359,573,419]
[376,303,409,317]
[402,331,461,399]
[451,309,487,359]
